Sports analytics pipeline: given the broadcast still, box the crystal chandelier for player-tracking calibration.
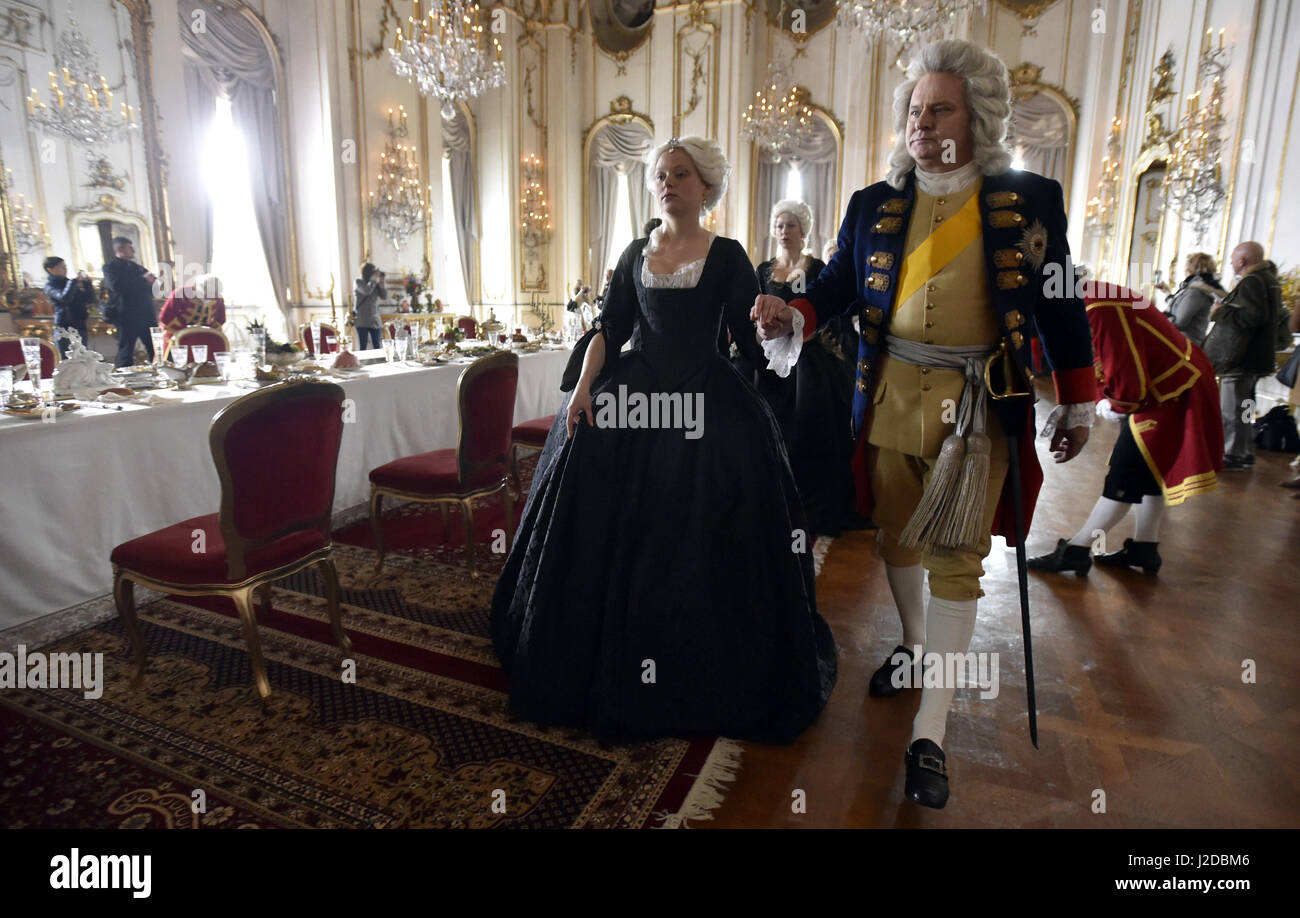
[25,8,137,146]
[389,0,507,120]
[836,0,987,62]
[1165,32,1229,245]
[369,106,430,253]
[742,56,817,159]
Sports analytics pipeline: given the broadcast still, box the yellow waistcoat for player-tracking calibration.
[868,180,1002,457]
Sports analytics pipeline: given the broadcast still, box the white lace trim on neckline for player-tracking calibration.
[641,232,717,289]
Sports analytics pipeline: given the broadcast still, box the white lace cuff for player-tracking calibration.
[1040,401,1096,438]
[757,308,805,378]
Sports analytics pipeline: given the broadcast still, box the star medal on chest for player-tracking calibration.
[1016,220,1049,271]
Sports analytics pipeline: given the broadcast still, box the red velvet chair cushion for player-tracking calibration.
[457,317,478,338]
[301,325,340,356]
[220,391,343,540]
[370,448,504,495]
[111,514,328,584]
[511,415,554,445]
[174,329,228,356]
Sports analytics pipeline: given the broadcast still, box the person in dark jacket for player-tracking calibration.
[1163,252,1224,348]
[353,263,387,349]
[102,237,158,367]
[1210,242,1283,470]
[42,256,96,356]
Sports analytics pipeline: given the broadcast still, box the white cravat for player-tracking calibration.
[913,160,981,196]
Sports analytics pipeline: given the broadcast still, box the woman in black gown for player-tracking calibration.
[754,201,859,536]
[491,138,836,744]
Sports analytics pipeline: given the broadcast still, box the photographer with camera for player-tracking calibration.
[43,256,96,357]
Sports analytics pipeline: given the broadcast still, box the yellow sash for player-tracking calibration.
[895,192,983,307]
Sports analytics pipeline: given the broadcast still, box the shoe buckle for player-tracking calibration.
[916,753,946,776]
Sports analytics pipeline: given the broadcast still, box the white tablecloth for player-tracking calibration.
[0,350,571,630]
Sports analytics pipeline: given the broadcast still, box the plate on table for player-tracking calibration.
[4,402,81,418]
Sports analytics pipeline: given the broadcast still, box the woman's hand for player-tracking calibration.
[751,295,794,339]
[566,386,594,437]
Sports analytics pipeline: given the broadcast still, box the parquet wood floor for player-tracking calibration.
[706,394,1300,828]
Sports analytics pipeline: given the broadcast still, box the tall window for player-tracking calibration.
[440,156,470,306]
[783,165,804,204]
[606,171,635,276]
[207,96,280,338]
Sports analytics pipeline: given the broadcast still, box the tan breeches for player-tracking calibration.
[869,433,1011,600]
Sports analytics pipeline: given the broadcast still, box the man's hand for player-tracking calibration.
[143,271,156,284]
[1049,425,1089,463]
[751,294,794,340]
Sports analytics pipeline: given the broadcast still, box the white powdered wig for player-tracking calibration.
[770,199,814,241]
[886,39,1013,190]
[190,273,223,299]
[645,136,731,213]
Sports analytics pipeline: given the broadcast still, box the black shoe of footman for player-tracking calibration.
[1027,538,1092,575]
[904,739,949,809]
[868,645,916,698]
[1095,538,1162,574]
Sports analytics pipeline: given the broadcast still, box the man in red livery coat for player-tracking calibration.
[158,274,226,360]
[1029,281,1222,576]
[753,39,1096,808]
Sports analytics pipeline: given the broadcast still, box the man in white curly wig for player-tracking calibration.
[753,39,1098,809]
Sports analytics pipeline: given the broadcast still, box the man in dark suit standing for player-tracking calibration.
[754,39,1097,809]
[43,256,96,356]
[103,237,158,367]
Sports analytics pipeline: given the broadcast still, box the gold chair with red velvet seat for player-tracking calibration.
[298,323,341,356]
[110,380,352,699]
[507,414,555,496]
[0,335,60,378]
[173,326,230,361]
[456,316,478,339]
[368,351,519,579]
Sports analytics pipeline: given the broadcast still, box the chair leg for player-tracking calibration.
[232,587,272,699]
[112,570,146,687]
[317,556,353,655]
[508,444,521,498]
[440,502,449,539]
[463,498,476,578]
[369,489,386,576]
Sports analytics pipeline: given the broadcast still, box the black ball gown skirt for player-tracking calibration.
[491,335,837,745]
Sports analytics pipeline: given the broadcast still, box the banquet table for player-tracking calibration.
[0,349,571,631]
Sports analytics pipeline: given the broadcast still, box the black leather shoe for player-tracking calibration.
[904,739,949,809]
[1095,538,1162,574]
[1027,538,1092,575]
[868,645,917,698]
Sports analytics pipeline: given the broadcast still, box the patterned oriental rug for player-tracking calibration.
[0,457,747,829]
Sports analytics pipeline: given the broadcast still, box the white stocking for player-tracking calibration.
[911,596,978,748]
[1068,497,1130,548]
[885,563,926,649]
[1133,494,1166,542]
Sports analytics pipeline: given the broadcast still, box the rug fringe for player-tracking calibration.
[654,737,745,829]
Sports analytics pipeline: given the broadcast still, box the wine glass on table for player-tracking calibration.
[310,320,322,358]
[382,338,396,363]
[395,327,410,362]
[149,327,165,366]
[250,328,266,367]
[0,366,12,407]
[192,344,208,365]
[173,343,189,366]
[214,351,231,381]
[20,337,42,398]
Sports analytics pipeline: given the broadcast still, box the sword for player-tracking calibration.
[986,347,1038,748]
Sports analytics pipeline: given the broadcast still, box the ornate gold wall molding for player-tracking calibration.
[673,1,719,138]
[1008,61,1080,203]
[581,96,654,284]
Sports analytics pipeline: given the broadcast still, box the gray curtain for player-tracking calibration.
[750,120,838,261]
[442,108,477,304]
[587,121,653,284]
[179,0,290,321]
[1009,92,1071,188]
[182,61,215,264]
